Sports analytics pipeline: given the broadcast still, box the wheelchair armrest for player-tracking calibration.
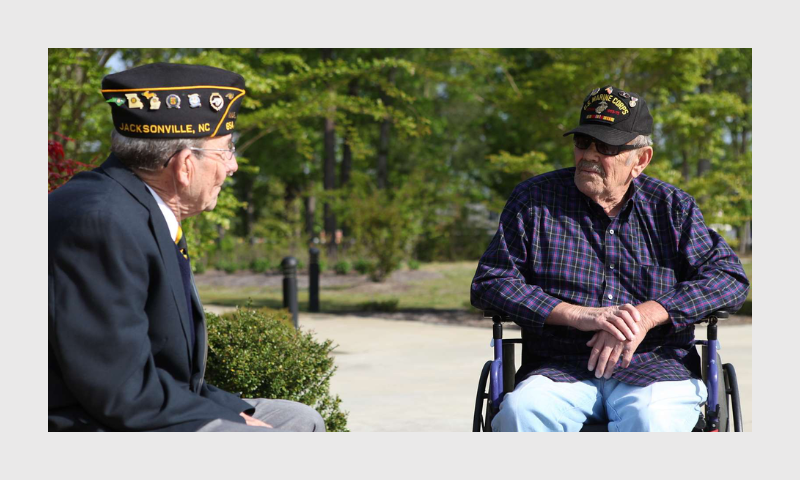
[483,310,512,324]
[696,309,732,323]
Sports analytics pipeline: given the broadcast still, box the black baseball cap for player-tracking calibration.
[101,63,246,139]
[563,85,652,146]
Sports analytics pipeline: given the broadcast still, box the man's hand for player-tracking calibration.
[240,412,273,428]
[585,301,669,378]
[586,328,646,379]
[549,303,642,341]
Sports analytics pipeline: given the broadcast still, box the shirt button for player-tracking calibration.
[609,229,615,235]
[607,294,613,300]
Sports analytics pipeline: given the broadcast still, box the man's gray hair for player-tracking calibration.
[625,135,653,166]
[111,130,207,171]
[630,135,653,148]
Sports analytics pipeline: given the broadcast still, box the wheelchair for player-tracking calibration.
[473,310,743,432]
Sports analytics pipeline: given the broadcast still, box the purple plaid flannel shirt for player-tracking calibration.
[471,167,749,386]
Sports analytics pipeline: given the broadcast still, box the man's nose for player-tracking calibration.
[227,155,239,176]
[578,142,601,161]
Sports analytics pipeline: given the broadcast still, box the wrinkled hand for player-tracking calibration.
[240,413,273,428]
[586,320,650,379]
[572,304,642,342]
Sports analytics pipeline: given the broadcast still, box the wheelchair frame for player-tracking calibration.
[473,310,743,432]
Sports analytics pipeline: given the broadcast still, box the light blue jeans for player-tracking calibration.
[491,375,707,432]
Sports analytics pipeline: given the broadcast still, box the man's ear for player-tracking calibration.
[630,146,653,179]
[170,149,194,188]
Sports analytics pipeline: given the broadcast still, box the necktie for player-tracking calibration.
[175,225,189,259]
[175,225,196,347]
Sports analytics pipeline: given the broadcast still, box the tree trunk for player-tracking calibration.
[340,80,358,242]
[738,221,751,256]
[341,80,358,188]
[681,150,692,182]
[242,176,255,243]
[304,193,316,240]
[697,158,711,177]
[323,116,337,259]
[321,49,338,260]
[377,67,398,190]
[283,187,301,256]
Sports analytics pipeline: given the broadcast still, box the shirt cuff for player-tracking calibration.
[517,290,563,329]
[653,290,693,331]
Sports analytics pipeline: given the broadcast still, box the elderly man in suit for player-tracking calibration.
[49,63,325,432]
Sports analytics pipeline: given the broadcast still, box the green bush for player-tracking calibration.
[250,257,273,274]
[339,176,424,281]
[193,261,208,275]
[334,261,352,275]
[216,260,241,274]
[205,307,349,432]
[318,260,327,273]
[737,299,752,316]
[358,299,399,312]
[353,258,373,275]
[407,260,421,271]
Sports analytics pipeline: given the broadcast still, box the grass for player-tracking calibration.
[197,261,479,313]
[199,259,753,316]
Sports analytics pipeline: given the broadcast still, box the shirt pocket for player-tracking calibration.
[637,264,677,300]
[619,261,677,302]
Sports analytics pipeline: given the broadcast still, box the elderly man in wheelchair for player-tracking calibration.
[470,85,749,432]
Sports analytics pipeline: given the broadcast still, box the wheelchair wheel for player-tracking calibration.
[702,347,731,431]
[724,363,743,432]
[473,361,491,432]
[718,354,731,432]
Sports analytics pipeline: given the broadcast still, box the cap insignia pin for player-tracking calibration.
[225,93,235,100]
[106,97,125,107]
[125,93,143,109]
[209,92,224,112]
[591,88,601,96]
[595,101,608,114]
[142,91,161,110]
[188,94,202,108]
[630,96,638,107]
[604,86,613,95]
[166,94,181,109]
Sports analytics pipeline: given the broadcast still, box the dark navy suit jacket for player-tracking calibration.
[49,154,251,431]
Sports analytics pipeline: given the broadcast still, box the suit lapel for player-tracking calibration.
[99,154,194,363]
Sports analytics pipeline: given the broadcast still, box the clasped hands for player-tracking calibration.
[567,303,655,380]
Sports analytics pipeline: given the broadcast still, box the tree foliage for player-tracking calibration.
[48,48,752,274]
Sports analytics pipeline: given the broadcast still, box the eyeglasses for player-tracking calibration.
[164,144,236,168]
[189,144,236,162]
[573,134,639,156]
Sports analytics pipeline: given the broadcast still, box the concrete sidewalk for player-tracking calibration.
[206,307,752,432]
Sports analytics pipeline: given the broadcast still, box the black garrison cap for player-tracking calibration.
[101,63,246,139]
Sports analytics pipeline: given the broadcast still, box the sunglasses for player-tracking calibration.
[573,134,640,156]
